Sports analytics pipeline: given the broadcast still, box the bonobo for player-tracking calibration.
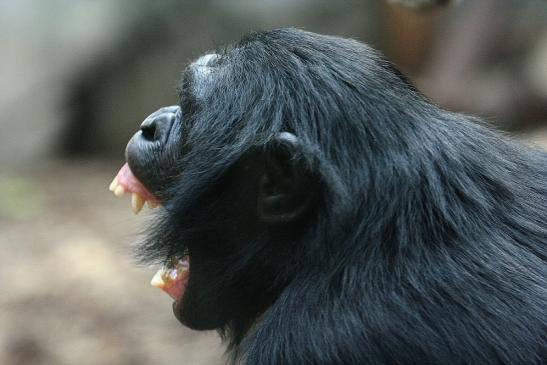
[109,29,547,365]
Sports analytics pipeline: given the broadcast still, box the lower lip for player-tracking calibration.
[166,258,190,302]
[152,257,190,302]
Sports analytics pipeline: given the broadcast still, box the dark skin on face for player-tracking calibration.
[125,29,547,365]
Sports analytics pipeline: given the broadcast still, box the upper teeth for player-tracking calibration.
[109,177,158,214]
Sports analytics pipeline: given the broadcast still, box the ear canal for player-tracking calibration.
[257,186,315,224]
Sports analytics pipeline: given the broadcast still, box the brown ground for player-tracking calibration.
[0,160,224,365]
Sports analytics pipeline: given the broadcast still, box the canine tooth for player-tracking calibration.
[131,193,145,214]
[150,269,166,288]
[114,185,125,197]
[109,177,119,191]
[147,200,159,209]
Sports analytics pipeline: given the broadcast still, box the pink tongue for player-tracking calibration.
[115,163,159,203]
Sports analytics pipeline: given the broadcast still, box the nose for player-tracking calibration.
[139,105,180,144]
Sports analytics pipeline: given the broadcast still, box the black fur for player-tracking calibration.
[137,29,547,364]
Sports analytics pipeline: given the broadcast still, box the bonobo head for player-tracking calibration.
[110,27,547,365]
[111,28,433,339]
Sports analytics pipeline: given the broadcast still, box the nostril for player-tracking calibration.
[141,121,157,141]
[139,108,177,143]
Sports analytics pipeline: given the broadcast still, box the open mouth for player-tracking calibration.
[109,163,160,213]
[109,163,189,303]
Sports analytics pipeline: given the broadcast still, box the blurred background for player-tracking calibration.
[1,0,546,364]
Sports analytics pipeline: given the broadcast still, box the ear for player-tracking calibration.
[257,132,316,224]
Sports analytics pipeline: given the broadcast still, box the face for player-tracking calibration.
[111,50,316,331]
